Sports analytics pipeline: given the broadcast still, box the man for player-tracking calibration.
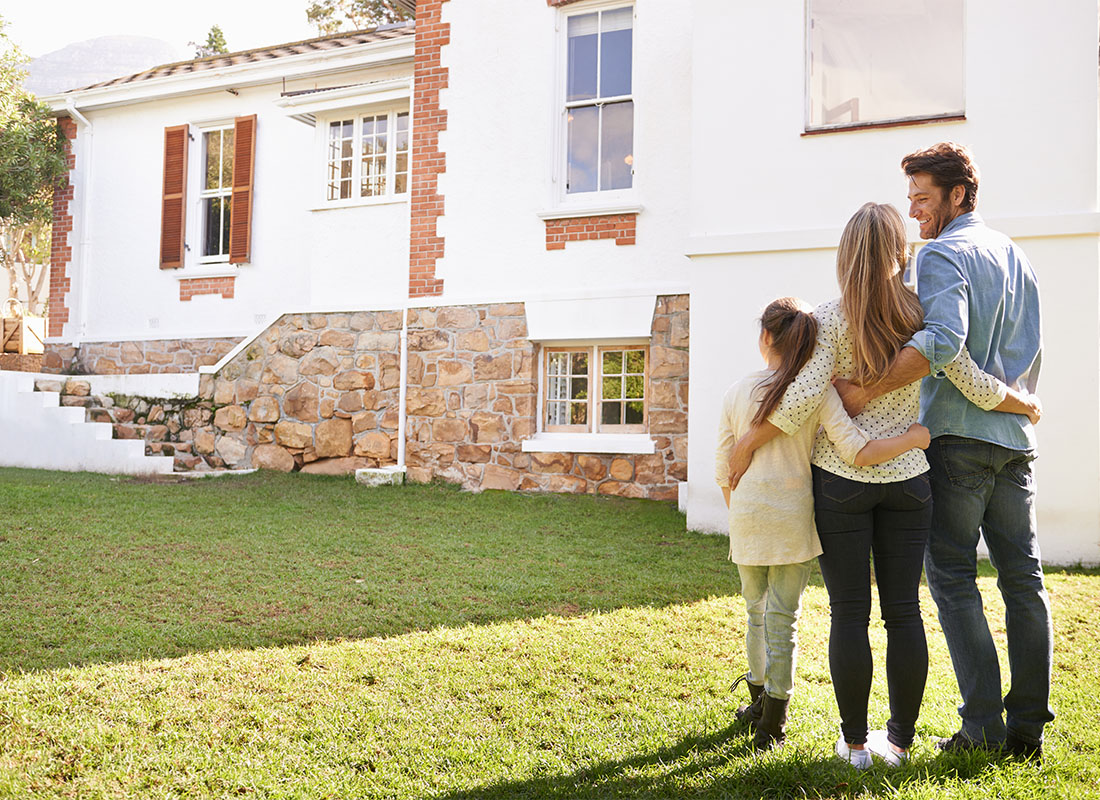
[836,142,1053,758]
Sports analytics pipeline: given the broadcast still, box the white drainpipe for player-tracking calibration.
[64,99,93,348]
[396,303,409,469]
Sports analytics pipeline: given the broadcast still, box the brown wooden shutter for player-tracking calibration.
[229,114,256,264]
[159,124,189,269]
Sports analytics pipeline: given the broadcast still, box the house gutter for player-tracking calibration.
[65,98,93,347]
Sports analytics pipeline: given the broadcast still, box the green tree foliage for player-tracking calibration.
[191,24,229,58]
[306,0,412,36]
[0,16,66,314]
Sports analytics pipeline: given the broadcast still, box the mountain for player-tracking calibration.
[24,35,188,97]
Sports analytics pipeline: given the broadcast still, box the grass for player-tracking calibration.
[0,468,1097,799]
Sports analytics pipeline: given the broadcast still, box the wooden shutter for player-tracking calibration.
[229,114,256,264]
[159,124,188,269]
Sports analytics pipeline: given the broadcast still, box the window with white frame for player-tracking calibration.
[806,0,964,131]
[563,5,634,194]
[200,126,234,261]
[544,345,647,433]
[326,110,410,201]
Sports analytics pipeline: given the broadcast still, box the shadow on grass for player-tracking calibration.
[1,469,794,673]
[435,724,1010,800]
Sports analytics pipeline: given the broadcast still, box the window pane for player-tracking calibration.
[625,401,644,424]
[601,101,633,191]
[807,0,964,128]
[567,13,598,102]
[203,196,227,257]
[570,403,588,425]
[548,352,568,376]
[220,129,235,187]
[600,8,632,98]
[571,377,588,400]
[549,376,567,400]
[204,132,221,191]
[625,350,645,373]
[567,106,598,194]
[625,374,644,398]
[603,376,622,400]
[395,174,408,194]
[602,351,622,374]
[547,401,566,427]
[602,401,621,426]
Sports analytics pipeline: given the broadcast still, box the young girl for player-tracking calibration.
[714,297,930,751]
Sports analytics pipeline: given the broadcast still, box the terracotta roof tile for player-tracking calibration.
[69,24,415,92]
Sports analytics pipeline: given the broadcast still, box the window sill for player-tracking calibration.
[521,432,655,455]
[175,264,238,279]
[802,114,965,136]
[309,195,409,212]
[537,202,643,221]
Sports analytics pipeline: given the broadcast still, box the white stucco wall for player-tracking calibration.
[433,0,693,304]
[54,65,413,345]
[686,0,1100,564]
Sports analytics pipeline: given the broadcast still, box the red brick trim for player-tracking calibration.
[180,277,235,302]
[408,0,449,298]
[545,213,637,250]
[48,117,77,338]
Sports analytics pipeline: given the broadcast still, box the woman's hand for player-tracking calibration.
[906,423,931,450]
[832,378,870,418]
[1022,394,1042,425]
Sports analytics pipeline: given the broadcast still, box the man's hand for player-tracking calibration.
[832,377,869,418]
[727,437,755,491]
[1022,394,1042,425]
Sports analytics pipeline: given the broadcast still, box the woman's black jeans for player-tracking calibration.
[813,466,932,749]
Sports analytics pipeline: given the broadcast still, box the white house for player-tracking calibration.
[18,0,1100,564]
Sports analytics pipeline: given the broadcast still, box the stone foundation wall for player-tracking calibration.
[404,295,688,499]
[195,311,403,473]
[42,337,244,375]
[0,354,44,372]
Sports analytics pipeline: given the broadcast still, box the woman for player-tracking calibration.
[726,202,1038,767]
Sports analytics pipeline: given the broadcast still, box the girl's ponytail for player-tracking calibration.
[751,298,818,427]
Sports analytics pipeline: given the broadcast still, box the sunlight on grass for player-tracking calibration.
[1,469,1097,798]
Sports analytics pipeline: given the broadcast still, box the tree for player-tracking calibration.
[0,16,66,317]
[191,25,229,58]
[306,0,413,36]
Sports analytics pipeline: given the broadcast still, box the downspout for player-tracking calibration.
[65,99,93,348]
[396,303,408,470]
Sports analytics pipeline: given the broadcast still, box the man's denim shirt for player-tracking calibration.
[905,212,1041,452]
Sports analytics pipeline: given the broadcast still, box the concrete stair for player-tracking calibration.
[0,371,174,475]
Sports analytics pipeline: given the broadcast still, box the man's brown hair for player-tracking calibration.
[901,142,980,212]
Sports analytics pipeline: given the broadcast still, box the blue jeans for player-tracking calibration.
[737,561,813,701]
[813,467,931,749]
[924,435,1054,746]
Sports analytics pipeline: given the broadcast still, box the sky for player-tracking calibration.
[2,0,319,58]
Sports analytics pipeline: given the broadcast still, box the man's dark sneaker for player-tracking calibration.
[935,731,1004,754]
[1005,732,1043,762]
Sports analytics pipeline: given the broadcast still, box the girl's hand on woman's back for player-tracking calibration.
[906,423,931,450]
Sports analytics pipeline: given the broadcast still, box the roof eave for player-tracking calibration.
[43,34,415,114]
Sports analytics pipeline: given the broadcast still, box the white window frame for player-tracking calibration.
[179,119,237,276]
[803,0,966,133]
[317,107,411,209]
[538,342,649,435]
[196,123,234,265]
[550,0,637,213]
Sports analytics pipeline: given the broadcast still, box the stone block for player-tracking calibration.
[352,411,378,433]
[334,370,375,391]
[376,310,403,330]
[284,382,320,422]
[597,481,647,499]
[406,466,433,484]
[359,332,400,351]
[299,347,340,377]
[262,354,299,384]
[249,395,280,423]
[437,360,473,386]
[548,474,588,494]
[456,330,490,352]
[216,435,248,466]
[488,303,525,317]
[649,381,680,410]
[380,366,400,390]
[380,408,400,430]
[315,418,353,458]
[120,341,144,364]
[355,468,406,487]
[609,458,634,481]
[275,420,313,449]
[354,431,391,459]
[469,411,506,443]
[214,379,236,405]
[531,452,573,474]
[301,457,369,475]
[349,312,375,331]
[577,454,608,481]
[320,397,335,418]
[214,405,246,431]
[649,409,688,434]
[650,346,689,379]
[456,444,492,463]
[319,330,355,348]
[337,392,364,413]
[497,318,528,339]
[648,484,680,502]
[482,464,522,491]
[406,388,446,417]
[279,331,318,358]
[474,354,512,381]
[436,306,479,329]
[64,379,91,397]
[432,418,468,442]
[635,453,666,483]
[670,315,690,348]
[409,330,449,351]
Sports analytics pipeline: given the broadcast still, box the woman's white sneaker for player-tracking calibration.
[835,736,873,770]
[866,729,908,767]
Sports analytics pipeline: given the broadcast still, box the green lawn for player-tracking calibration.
[0,468,1097,799]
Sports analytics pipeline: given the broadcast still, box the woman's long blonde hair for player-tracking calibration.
[837,203,923,385]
